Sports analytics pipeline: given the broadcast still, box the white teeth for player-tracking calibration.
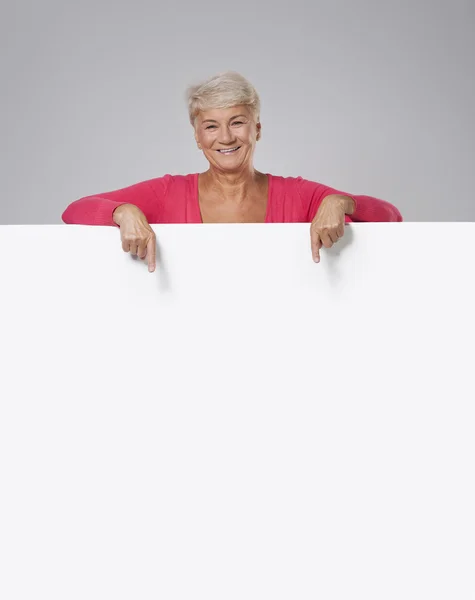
[218,147,239,153]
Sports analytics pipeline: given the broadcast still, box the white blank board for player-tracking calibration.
[0,223,474,600]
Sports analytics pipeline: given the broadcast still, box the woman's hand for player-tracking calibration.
[310,195,354,263]
[113,204,156,272]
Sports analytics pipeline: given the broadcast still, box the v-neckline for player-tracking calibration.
[193,173,272,224]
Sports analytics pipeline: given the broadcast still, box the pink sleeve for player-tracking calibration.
[298,178,403,223]
[61,177,169,226]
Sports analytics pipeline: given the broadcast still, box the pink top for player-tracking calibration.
[62,173,403,225]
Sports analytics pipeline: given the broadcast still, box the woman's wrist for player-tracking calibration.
[323,194,355,215]
[113,204,136,226]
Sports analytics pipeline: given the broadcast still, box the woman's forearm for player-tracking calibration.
[62,197,127,226]
[325,193,403,222]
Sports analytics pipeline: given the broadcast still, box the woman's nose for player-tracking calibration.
[219,126,235,144]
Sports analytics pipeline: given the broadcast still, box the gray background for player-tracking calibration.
[1,0,474,224]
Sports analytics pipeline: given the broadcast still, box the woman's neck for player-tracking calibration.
[200,167,264,202]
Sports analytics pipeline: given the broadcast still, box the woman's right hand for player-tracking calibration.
[113,204,156,273]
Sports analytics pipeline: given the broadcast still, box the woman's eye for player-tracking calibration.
[232,121,243,126]
[206,125,217,130]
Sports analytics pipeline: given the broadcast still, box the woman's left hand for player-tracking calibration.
[310,195,354,263]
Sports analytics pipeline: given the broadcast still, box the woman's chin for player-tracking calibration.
[211,159,248,173]
[211,154,253,173]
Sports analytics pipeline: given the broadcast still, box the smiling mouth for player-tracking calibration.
[216,146,241,154]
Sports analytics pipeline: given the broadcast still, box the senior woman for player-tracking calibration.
[62,71,402,272]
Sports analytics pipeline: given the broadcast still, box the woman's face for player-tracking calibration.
[194,105,261,173]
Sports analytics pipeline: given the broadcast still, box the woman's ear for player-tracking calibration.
[194,129,202,149]
[256,121,262,141]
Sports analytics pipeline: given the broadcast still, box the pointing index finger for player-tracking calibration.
[147,235,156,273]
[311,229,322,263]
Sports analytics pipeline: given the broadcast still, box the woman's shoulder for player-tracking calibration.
[139,173,197,196]
[145,172,196,186]
[268,174,337,196]
[267,174,341,220]
[157,173,197,183]
[268,174,304,186]
[267,174,309,197]
[268,174,319,193]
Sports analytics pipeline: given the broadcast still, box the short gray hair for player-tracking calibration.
[186,71,261,126]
